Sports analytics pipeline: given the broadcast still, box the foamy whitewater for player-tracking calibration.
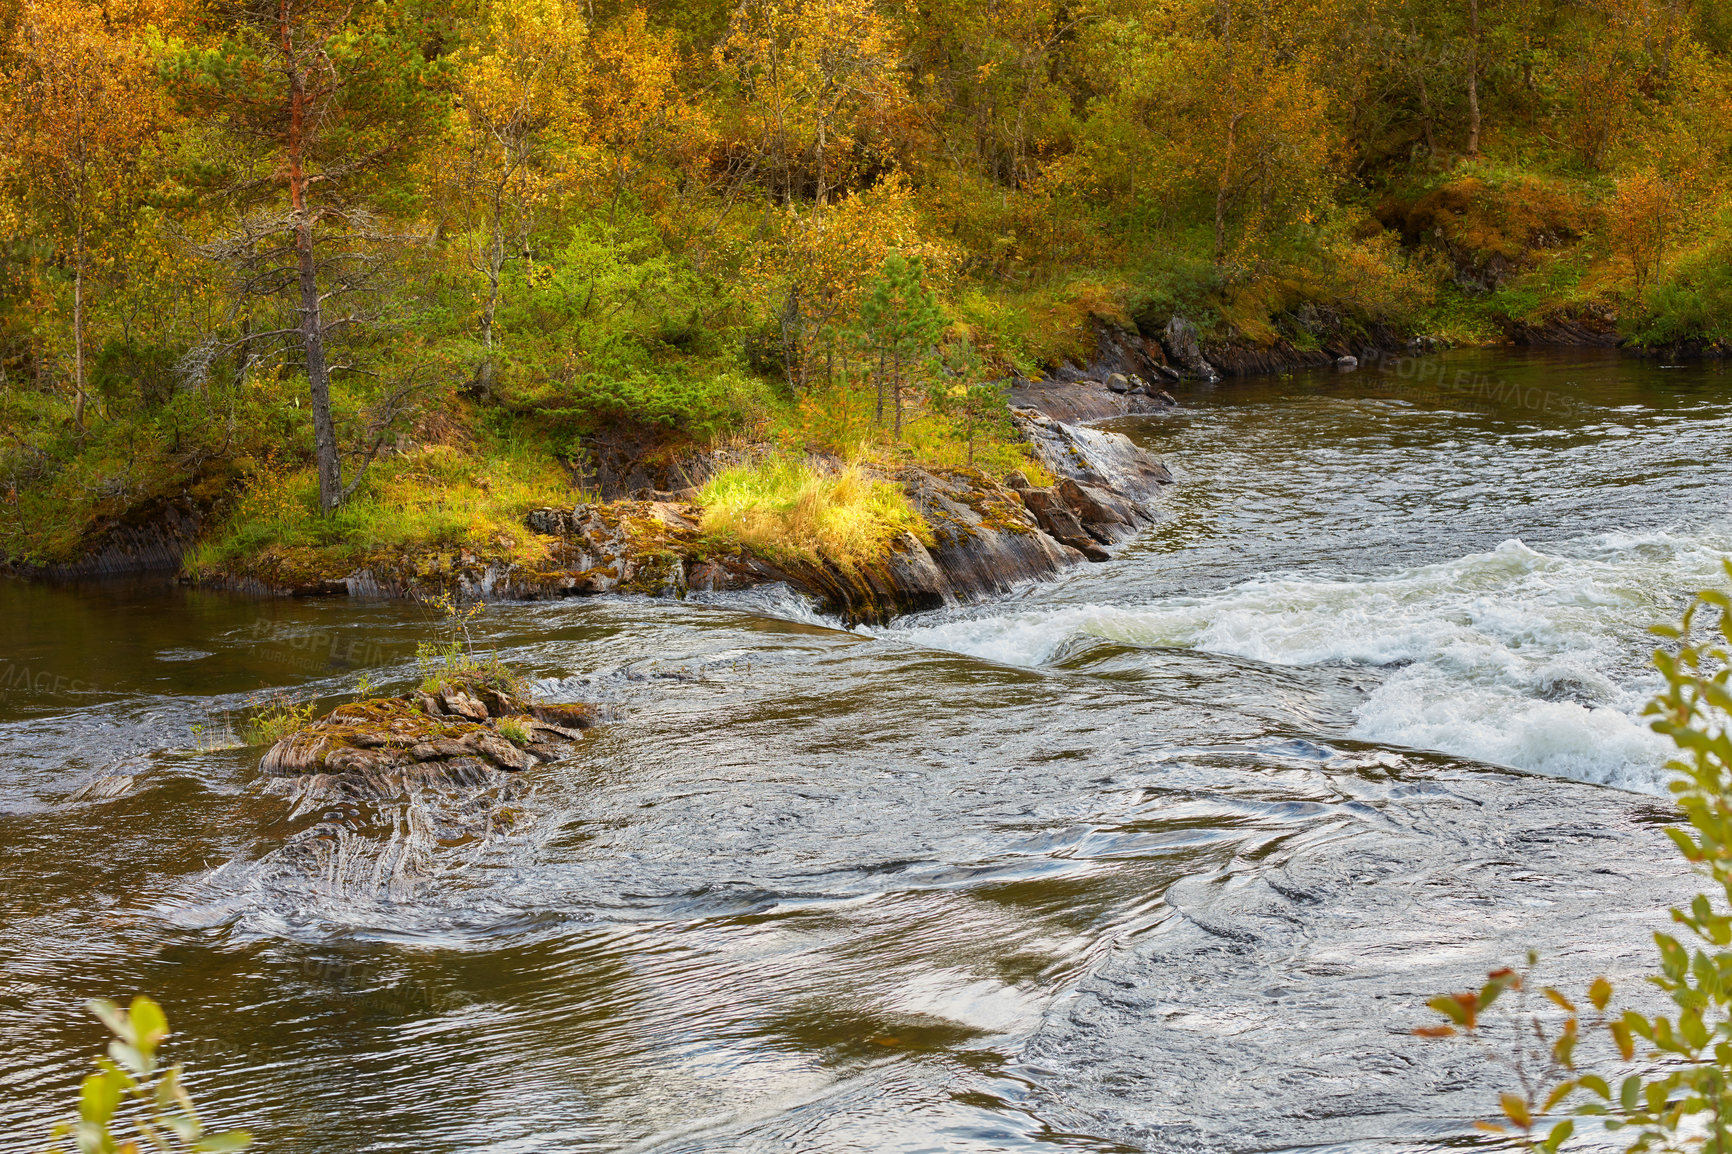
[881,526,1732,793]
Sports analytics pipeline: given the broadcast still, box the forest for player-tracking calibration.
[0,0,1728,575]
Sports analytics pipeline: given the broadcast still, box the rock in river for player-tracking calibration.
[259,675,595,798]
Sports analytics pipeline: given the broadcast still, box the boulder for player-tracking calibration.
[1056,477,1146,542]
[1017,487,1111,561]
[1012,410,1174,504]
[1161,317,1221,382]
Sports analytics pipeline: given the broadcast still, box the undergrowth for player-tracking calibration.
[182,436,573,578]
[415,594,525,697]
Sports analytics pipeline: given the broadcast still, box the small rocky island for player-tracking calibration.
[259,673,594,798]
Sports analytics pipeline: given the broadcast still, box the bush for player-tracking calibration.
[1420,560,1732,1151]
[242,690,318,746]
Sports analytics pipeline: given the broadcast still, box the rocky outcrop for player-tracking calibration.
[193,407,1176,624]
[1162,316,1222,382]
[1507,307,1622,348]
[488,414,1176,624]
[514,438,1172,624]
[6,495,204,580]
[259,676,595,797]
[1012,321,1184,421]
[1008,376,1176,422]
[1013,410,1173,502]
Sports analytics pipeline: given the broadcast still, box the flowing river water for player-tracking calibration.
[1,348,1728,1151]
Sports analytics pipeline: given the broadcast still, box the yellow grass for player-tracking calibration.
[698,459,932,568]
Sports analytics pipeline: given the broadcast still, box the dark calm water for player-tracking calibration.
[0,349,1726,1152]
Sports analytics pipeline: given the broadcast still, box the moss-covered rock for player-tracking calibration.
[259,674,594,795]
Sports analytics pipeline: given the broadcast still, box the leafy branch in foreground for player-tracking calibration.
[1420,559,1732,1152]
[45,996,250,1154]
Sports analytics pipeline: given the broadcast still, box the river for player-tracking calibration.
[0,348,1726,1151]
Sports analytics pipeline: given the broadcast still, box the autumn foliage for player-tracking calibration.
[0,0,1728,561]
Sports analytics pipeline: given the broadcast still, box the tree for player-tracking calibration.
[715,0,903,206]
[0,1,158,432]
[170,0,440,514]
[929,335,1008,466]
[1608,169,1678,297]
[447,0,589,396]
[857,250,945,437]
[751,172,954,394]
[585,8,709,221]
[1465,0,1482,155]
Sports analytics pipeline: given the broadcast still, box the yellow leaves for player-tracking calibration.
[584,7,709,180]
[1,0,163,201]
[716,0,905,199]
[757,172,956,312]
[1499,1092,1533,1129]
[450,0,589,149]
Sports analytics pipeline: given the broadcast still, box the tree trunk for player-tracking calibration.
[297,216,341,514]
[71,216,86,433]
[1214,118,1238,263]
[892,351,903,437]
[1417,61,1437,156]
[1466,0,1481,156]
[815,110,827,209]
[285,58,342,514]
[478,194,505,396]
[875,350,885,425]
[1213,0,1238,264]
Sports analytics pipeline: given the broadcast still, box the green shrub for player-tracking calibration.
[44,996,250,1154]
[1420,560,1732,1151]
[414,594,523,697]
[496,717,531,746]
[242,690,318,746]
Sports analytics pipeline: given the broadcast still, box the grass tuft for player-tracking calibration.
[242,691,319,746]
[698,460,932,568]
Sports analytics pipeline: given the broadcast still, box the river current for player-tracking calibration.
[0,349,1727,1151]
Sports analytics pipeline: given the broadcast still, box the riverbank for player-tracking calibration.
[4,304,1713,622]
[175,406,1173,625]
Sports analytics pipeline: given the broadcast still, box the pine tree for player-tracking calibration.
[167,0,442,514]
[857,252,945,438]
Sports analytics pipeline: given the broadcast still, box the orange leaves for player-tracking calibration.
[1499,1092,1533,1128]
[1418,966,1523,1034]
[1608,168,1678,295]
[1,0,162,200]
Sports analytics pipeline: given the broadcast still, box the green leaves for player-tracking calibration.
[44,997,250,1154]
[1411,564,1732,1153]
